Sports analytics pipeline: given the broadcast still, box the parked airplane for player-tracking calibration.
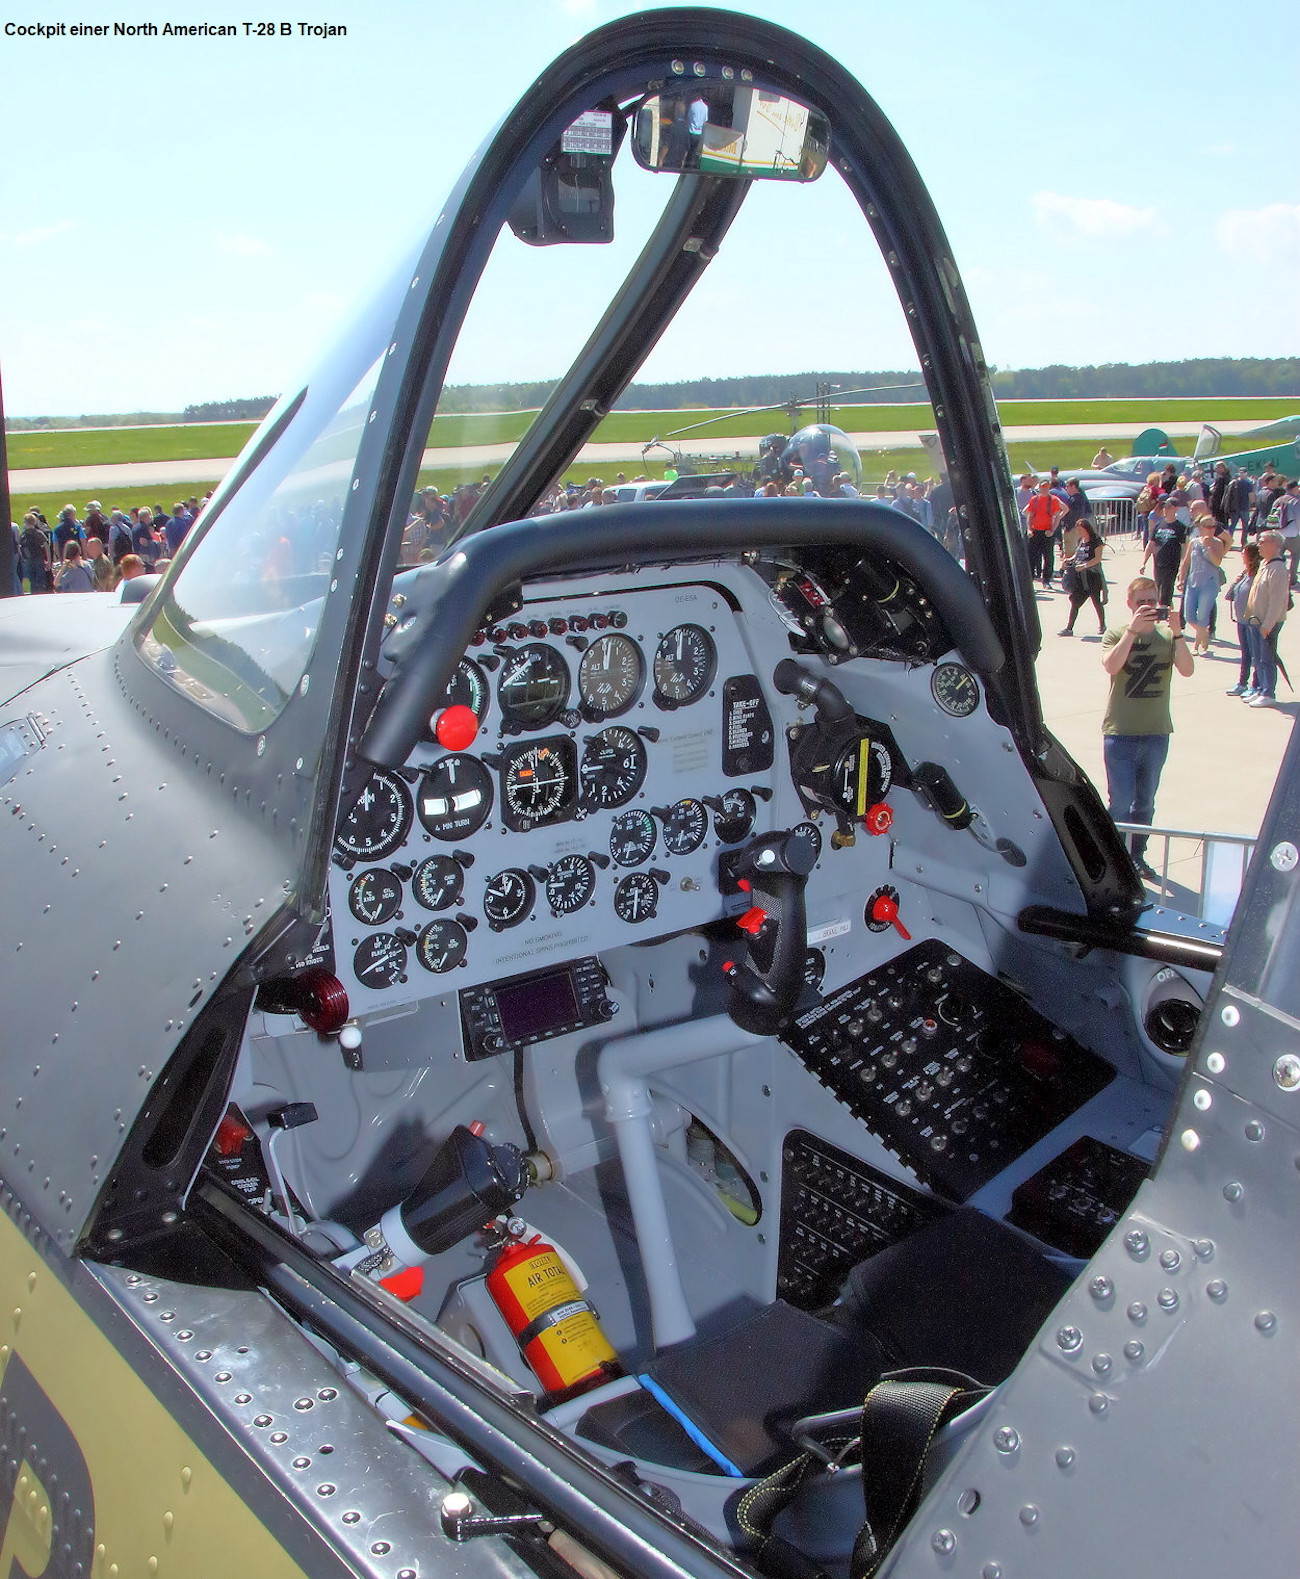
[1,11,1295,1579]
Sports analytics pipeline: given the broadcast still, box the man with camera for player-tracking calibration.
[1101,577,1196,881]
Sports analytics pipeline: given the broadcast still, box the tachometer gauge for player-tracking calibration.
[411,854,463,911]
[610,808,657,867]
[578,633,644,718]
[347,868,402,927]
[497,643,569,729]
[709,787,756,844]
[614,871,660,924]
[483,868,535,930]
[652,624,716,707]
[415,919,469,973]
[353,933,407,989]
[501,737,576,832]
[579,726,647,810]
[334,769,414,863]
[930,662,980,719]
[545,854,596,916]
[656,798,708,856]
[418,754,493,840]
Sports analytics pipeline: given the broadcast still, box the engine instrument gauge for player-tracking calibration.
[334,769,414,863]
[415,919,469,973]
[497,643,569,729]
[501,737,576,831]
[411,854,464,911]
[483,868,535,930]
[652,624,716,707]
[418,754,494,841]
[578,633,644,717]
[579,726,647,810]
[657,798,708,856]
[930,662,980,719]
[353,933,408,989]
[710,788,756,844]
[347,868,402,927]
[614,871,660,924]
[545,854,596,915]
[610,808,657,867]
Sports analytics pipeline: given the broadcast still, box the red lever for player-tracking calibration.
[862,802,893,836]
[215,1113,251,1158]
[434,704,479,751]
[736,906,768,936]
[870,894,911,939]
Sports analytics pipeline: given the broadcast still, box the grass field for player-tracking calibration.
[11,396,1299,472]
[7,423,256,469]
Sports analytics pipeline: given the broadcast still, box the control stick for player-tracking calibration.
[723,826,819,1035]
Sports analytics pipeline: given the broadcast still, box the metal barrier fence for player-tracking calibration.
[1091,498,1138,539]
[1116,822,1257,926]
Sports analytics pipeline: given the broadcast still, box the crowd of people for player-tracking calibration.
[1020,454,1296,879]
[12,493,212,594]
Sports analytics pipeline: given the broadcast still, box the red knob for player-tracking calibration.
[736,906,768,936]
[215,1112,251,1158]
[296,970,351,1034]
[862,802,893,836]
[435,704,479,751]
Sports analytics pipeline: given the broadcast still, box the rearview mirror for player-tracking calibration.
[631,84,829,181]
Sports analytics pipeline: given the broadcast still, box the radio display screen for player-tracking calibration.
[495,969,581,1044]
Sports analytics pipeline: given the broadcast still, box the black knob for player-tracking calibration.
[649,869,670,885]
[567,635,589,652]
[390,862,413,881]
[588,852,611,870]
[528,864,550,883]
[455,913,478,932]
[452,850,475,868]
[637,726,661,743]
[395,927,417,946]
[750,785,773,802]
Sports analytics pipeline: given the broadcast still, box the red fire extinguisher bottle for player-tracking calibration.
[486,1234,619,1397]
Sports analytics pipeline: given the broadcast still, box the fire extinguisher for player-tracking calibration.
[486,1231,619,1397]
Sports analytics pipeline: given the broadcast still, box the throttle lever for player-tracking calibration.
[724,826,819,1035]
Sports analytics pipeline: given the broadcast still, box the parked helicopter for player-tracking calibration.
[2,11,1296,1579]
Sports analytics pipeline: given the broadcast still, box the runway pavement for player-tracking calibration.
[8,419,1263,495]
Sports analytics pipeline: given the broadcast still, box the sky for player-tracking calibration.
[2,0,1297,417]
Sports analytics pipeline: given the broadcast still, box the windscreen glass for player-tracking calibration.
[136,357,382,731]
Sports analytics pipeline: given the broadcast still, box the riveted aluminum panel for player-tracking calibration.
[0,650,292,1251]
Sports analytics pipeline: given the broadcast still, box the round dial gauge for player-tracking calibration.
[411,854,463,911]
[334,769,413,863]
[498,643,569,729]
[579,726,647,810]
[610,809,657,867]
[504,741,572,825]
[353,933,407,989]
[578,633,645,718]
[546,854,596,916]
[653,624,716,707]
[614,872,660,924]
[415,919,469,973]
[658,799,708,856]
[711,787,756,844]
[348,868,402,927]
[931,662,979,719]
[418,754,493,841]
[483,868,535,930]
[803,947,826,991]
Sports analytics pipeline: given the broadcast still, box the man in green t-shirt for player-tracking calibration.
[1100,576,1195,880]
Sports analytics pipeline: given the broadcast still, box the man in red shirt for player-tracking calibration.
[1023,479,1068,588]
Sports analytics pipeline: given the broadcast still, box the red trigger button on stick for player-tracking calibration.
[434,704,479,751]
[736,907,768,936]
[870,893,911,939]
